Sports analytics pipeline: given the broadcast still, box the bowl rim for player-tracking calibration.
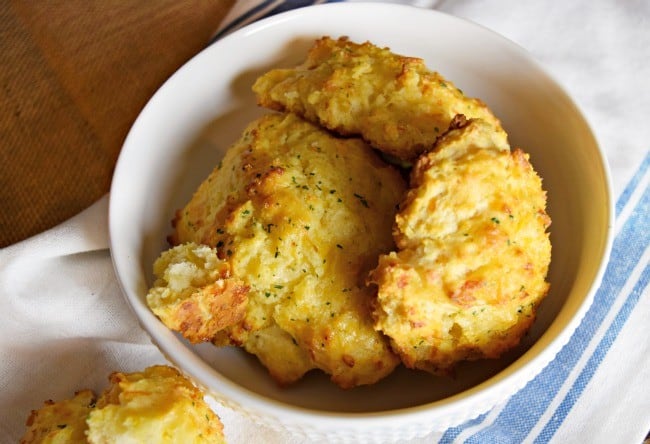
[108,1,614,434]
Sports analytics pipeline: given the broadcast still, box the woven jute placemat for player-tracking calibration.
[1,0,233,247]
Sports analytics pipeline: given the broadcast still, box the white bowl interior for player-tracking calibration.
[109,2,612,434]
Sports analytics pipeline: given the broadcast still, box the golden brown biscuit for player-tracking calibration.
[147,242,249,343]
[20,390,95,444]
[253,36,508,162]
[20,365,226,444]
[87,365,225,443]
[369,118,551,374]
[172,112,406,388]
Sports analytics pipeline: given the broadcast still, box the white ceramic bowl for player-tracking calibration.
[109,3,613,442]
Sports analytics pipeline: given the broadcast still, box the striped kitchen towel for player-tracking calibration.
[211,0,342,41]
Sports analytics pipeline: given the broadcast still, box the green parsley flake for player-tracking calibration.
[353,193,369,208]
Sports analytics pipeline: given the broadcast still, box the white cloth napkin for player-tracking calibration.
[2,1,649,443]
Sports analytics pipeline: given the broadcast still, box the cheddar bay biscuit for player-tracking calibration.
[20,365,226,444]
[20,390,96,444]
[253,36,508,161]
[87,366,225,443]
[370,118,551,374]
[171,113,406,388]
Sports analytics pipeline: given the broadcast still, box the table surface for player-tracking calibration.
[1,0,234,247]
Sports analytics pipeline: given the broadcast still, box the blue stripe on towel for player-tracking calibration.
[212,0,279,42]
[210,0,342,42]
[534,262,649,442]
[439,411,490,443]
[264,0,341,16]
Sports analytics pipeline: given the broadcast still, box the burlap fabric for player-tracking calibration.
[0,1,234,247]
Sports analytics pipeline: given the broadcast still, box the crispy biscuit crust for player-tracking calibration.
[20,390,95,444]
[87,365,225,443]
[172,113,405,388]
[20,366,225,444]
[253,36,508,161]
[147,243,249,343]
[369,119,551,374]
